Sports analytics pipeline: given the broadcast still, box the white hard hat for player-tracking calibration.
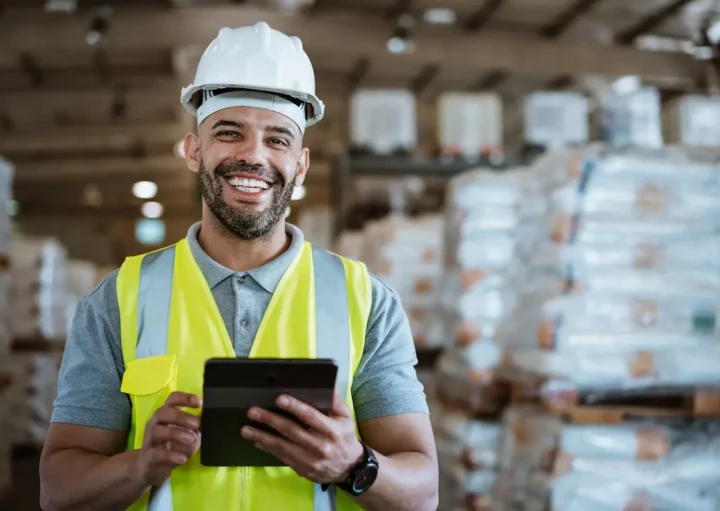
[180,22,324,133]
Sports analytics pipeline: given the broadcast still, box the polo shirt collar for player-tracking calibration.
[185,221,305,293]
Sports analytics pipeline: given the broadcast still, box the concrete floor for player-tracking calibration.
[3,450,42,511]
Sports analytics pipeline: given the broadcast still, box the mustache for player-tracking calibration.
[214,162,283,185]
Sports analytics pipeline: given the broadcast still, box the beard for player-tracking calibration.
[199,158,295,240]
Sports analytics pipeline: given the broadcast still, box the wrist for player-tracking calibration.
[336,441,380,496]
[124,450,150,490]
[338,440,365,482]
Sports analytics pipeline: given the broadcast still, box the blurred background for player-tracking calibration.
[2,0,720,510]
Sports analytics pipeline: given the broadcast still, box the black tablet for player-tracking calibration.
[200,358,338,467]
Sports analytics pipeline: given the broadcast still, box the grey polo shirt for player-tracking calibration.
[51,222,429,431]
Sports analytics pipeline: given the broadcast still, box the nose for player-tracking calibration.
[232,131,268,167]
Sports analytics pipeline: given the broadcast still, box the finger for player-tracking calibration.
[147,446,188,466]
[164,392,202,409]
[331,390,352,418]
[154,407,201,431]
[248,408,329,456]
[276,395,334,435]
[242,426,310,464]
[150,425,199,456]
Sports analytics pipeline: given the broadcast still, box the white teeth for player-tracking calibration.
[228,177,270,190]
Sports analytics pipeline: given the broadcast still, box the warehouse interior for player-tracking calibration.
[2,0,720,509]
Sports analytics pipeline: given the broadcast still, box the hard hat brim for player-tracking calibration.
[181,83,324,127]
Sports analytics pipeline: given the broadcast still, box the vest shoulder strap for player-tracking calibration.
[117,243,178,365]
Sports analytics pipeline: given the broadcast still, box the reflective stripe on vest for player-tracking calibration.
[134,245,350,511]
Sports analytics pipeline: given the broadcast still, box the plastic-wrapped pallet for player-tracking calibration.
[360,213,445,348]
[494,405,720,511]
[9,351,62,446]
[10,236,69,344]
[497,146,720,393]
[433,168,553,511]
[432,403,501,511]
[435,167,551,411]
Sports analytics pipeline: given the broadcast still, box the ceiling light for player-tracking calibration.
[132,181,158,200]
[174,140,186,159]
[387,37,415,55]
[135,219,166,246]
[424,8,456,24]
[612,75,641,96]
[44,0,77,13]
[141,201,164,219]
[291,185,307,201]
[708,21,720,44]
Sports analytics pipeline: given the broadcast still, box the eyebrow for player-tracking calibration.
[265,125,295,140]
[210,120,295,140]
[211,120,243,130]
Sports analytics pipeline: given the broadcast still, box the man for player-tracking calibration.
[39,22,438,511]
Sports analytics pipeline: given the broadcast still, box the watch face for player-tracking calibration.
[352,465,379,493]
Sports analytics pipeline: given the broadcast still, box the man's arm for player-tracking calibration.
[354,413,437,511]
[40,424,148,511]
[41,393,202,511]
[39,275,201,511]
[351,274,438,509]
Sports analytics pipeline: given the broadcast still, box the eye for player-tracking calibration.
[268,138,289,147]
[217,131,240,139]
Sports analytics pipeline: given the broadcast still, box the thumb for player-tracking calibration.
[331,389,352,418]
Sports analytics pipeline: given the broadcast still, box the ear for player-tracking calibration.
[294,147,310,187]
[184,132,201,174]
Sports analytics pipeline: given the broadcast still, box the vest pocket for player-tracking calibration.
[121,354,179,449]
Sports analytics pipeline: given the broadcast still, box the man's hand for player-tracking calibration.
[241,393,364,484]
[136,392,202,486]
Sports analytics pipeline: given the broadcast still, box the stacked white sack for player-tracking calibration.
[360,214,445,349]
[497,146,720,392]
[10,236,69,343]
[494,406,720,511]
[432,168,552,511]
[432,404,501,511]
[9,352,63,446]
[435,167,550,410]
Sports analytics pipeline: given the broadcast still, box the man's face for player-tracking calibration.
[186,106,309,240]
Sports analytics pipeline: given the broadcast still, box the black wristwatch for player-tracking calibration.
[323,442,379,496]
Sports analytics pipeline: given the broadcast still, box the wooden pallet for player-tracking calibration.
[542,389,720,424]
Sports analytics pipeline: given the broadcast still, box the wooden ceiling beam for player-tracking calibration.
[0,122,187,158]
[0,6,703,83]
[615,0,696,45]
[464,0,504,31]
[540,0,606,38]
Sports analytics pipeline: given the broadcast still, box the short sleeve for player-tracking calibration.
[50,271,131,431]
[351,274,430,422]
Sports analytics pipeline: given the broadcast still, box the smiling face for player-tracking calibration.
[184,106,309,240]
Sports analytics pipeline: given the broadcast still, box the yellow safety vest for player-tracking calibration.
[116,238,371,511]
